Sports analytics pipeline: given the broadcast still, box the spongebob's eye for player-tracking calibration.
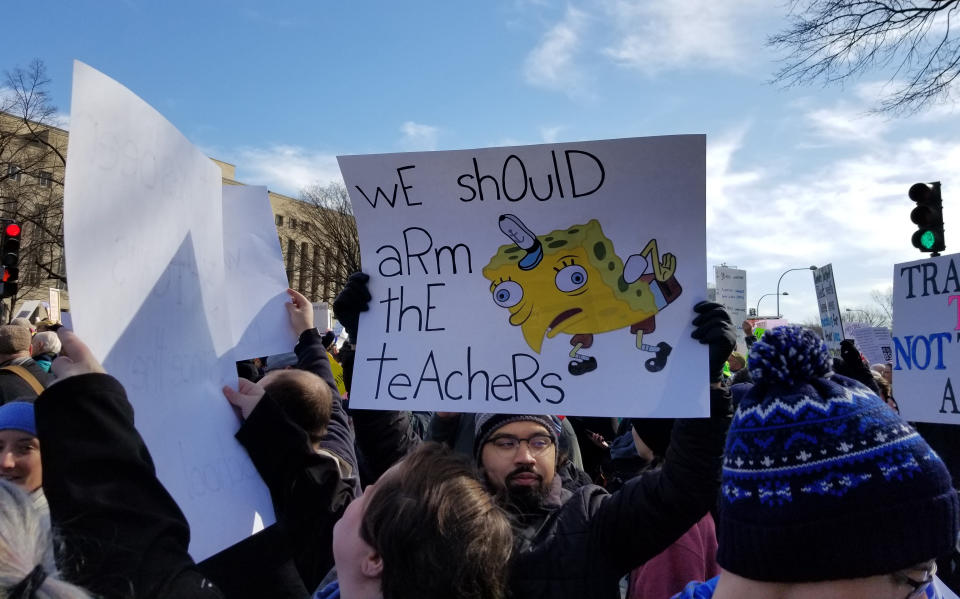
[555,265,588,292]
[492,280,523,308]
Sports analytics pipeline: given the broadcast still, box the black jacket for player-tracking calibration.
[36,373,225,599]
[506,387,729,599]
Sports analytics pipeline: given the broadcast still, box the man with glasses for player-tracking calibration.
[472,301,737,599]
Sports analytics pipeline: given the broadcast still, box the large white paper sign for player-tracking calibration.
[892,253,960,424]
[339,136,707,417]
[63,62,274,559]
[222,184,295,360]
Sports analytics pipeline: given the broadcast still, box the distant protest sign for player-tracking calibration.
[64,62,282,558]
[715,266,747,352]
[892,253,960,423]
[814,263,844,356]
[846,323,893,366]
[339,135,707,417]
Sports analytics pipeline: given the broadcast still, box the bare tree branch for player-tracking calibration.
[296,181,361,303]
[770,0,960,113]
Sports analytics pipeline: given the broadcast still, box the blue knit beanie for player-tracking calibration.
[718,325,959,582]
[0,402,36,436]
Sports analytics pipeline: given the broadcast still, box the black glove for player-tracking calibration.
[333,272,371,343]
[690,301,737,383]
[835,339,881,393]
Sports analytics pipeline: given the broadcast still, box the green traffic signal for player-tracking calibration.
[909,182,945,255]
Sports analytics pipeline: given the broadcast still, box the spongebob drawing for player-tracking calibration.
[482,214,682,376]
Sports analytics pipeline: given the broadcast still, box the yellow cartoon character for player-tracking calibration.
[482,214,681,376]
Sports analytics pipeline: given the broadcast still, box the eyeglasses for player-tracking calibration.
[893,561,936,599]
[485,434,554,456]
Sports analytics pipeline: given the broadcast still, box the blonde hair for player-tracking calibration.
[0,481,91,598]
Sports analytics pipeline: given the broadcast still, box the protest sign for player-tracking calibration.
[63,61,275,559]
[48,288,61,323]
[813,263,844,355]
[13,300,40,321]
[846,324,893,366]
[892,253,960,423]
[715,266,747,352]
[222,184,295,360]
[339,135,707,417]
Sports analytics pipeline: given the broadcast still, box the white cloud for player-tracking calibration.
[805,105,888,143]
[706,126,762,227]
[600,0,771,74]
[540,126,563,143]
[399,121,439,151]
[230,145,342,197]
[523,6,588,92]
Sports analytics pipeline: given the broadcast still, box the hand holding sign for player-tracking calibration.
[285,288,315,336]
[223,378,266,420]
[51,329,107,383]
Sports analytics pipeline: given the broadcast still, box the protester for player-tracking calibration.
[332,272,733,598]
[316,442,513,599]
[673,325,959,599]
[0,325,53,404]
[217,288,360,594]
[36,324,516,599]
[627,420,719,599]
[31,331,61,373]
[10,317,34,334]
[0,401,47,522]
[0,480,93,599]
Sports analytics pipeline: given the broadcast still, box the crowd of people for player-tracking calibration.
[0,277,954,599]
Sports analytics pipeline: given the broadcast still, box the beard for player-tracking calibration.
[498,466,548,513]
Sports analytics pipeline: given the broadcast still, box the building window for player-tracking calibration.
[6,164,21,183]
[290,217,297,229]
[286,238,296,287]
[275,214,284,227]
[38,171,52,187]
[299,242,310,294]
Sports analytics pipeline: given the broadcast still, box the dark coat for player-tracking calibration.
[0,357,54,403]
[506,387,729,599]
[35,373,225,599]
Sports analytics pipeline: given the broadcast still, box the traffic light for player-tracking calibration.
[909,182,945,255]
[0,221,21,298]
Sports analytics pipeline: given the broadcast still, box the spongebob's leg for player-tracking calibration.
[568,335,597,375]
[632,320,671,372]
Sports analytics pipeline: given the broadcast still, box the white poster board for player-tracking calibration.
[63,62,275,559]
[48,288,61,323]
[813,263,844,356]
[892,253,960,423]
[222,184,296,360]
[339,135,708,417]
[715,266,747,353]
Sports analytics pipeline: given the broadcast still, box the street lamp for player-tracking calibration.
[777,266,817,318]
[757,292,788,317]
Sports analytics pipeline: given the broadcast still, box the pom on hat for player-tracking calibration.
[747,325,831,387]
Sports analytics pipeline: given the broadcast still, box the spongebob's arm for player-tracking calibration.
[624,239,676,283]
[640,239,676,282]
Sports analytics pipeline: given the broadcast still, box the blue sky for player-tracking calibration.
[4,0,957,325]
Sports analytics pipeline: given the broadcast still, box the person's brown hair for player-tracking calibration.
[262,369,332,445]
[361,442,513,599]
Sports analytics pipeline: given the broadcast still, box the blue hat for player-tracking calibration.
[0,402,36,436]
[719,325,959,582]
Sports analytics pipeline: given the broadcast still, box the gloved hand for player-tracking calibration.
[690,301,737,384]
[333,272,371,343]
[835,338,881,393]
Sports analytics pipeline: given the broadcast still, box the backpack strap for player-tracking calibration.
[0,365,45,395]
